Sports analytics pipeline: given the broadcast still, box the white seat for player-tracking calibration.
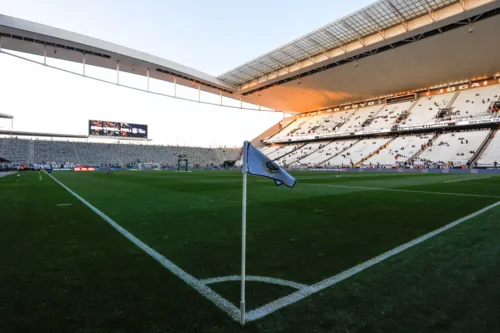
[416,130,489,166]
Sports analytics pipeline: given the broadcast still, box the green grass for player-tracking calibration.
[1,170,500,332]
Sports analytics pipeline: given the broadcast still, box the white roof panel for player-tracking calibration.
[218,0,460,86]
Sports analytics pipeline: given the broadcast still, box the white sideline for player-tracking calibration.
[201,275,308,290]
[444,176,492,183]
[46,173,240,321]
[303,183,500,199]
[245,200,500,322]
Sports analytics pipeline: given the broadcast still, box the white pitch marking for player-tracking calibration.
[444,176,492,183]
[0,172,16,178]
[46,172,240,321]
[303,183,500,199]
[39,173,43,181]
[56,204,73,207]
[246,201,500,322]
[201,275,308,290]
[294,173,423,180]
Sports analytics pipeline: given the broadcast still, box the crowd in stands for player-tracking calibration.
[257,127,497,170]
[274,142,325,166]
[414,130,489,167]
[363,134,431,167]
[0,137,239,168]
[446,86,500,121]
[268,84,500,142]
[366,101,413,130]
[247,84,500,170]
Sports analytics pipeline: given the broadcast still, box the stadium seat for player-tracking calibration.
[0,138,230,168]
[365,101,413,130]
[326,137,391,167]
[339,105,385,133]
[292,140,357,168]
[449,85,500,121]
[364,134,432,167]
[415,130,490,167]
[476,132,500,167]
[404,93,455,126]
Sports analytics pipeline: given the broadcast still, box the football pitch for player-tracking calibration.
[1,170,500,332]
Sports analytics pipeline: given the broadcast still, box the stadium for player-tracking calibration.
[1,0,500,332]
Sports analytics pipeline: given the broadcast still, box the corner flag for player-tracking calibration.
[243,141,296,187]
[239,141,296,325]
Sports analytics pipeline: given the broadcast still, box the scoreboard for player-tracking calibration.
[88,120,148,139]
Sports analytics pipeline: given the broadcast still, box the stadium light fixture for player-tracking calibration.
[469,24,473,33]
[354,62,359,68]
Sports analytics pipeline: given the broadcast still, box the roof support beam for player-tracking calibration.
[385,0,409,31]
[361,11,386,39]
[420,0,435,22]
[323,28,344,44]
[322,29,347,54]
[291,43,308,54]
[340,20,365,46]
[459,0,466,11]
[290,44,317,64]
[229,73,248,83]
[234,70,254,81]
[268,55,286,67]
[279,49,297,61]
[306,36,331,58]
[471,12,483,23]
[265,56,289,76]
[257,61,277,72]
[246,64,266,76]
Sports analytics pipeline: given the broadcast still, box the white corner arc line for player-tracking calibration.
[56,203,73,207]
[46,173,240,322]
[201,275,308,290]
[444,176,492,183]
[245,200,500,322]
[303,183,500,199]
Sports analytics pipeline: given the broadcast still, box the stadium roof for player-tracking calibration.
[0,113,13,119]
[0,13,236,95]
[218,0,460,86]
[235,0,500,112]
[1,0,500,113]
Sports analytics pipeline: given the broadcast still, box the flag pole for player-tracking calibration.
[240,143,248,325]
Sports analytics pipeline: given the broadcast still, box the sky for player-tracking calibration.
[0,0,375,147]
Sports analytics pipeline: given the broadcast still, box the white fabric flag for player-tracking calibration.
[243,141,296,188]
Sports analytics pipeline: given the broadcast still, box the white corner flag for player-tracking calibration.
[239,141,296,325]
[243,141,296,188]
